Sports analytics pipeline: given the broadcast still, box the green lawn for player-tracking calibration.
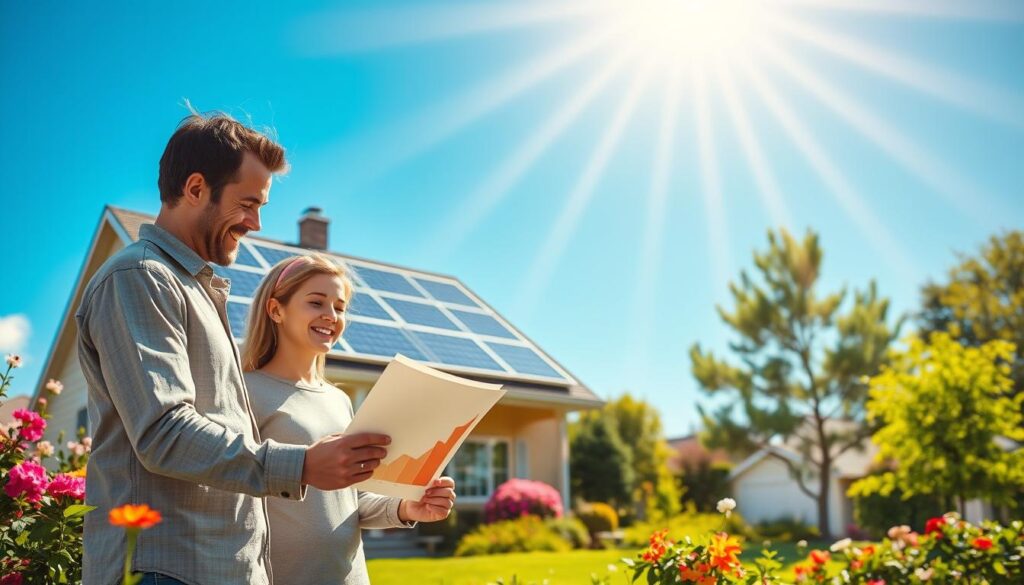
[366,541,828,585]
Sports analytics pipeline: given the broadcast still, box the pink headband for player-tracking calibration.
[274,257,307,290]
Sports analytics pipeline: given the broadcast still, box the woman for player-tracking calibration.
[241,253,456,584]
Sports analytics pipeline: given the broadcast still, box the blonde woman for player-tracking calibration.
[241,254,456,584]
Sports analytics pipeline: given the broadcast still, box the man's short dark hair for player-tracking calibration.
[158,112,288,206]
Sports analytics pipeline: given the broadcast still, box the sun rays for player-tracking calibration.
[298,0,1023,326]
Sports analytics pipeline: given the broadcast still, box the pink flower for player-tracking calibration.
[47,473,86,500]
[12,409,46,442]
[35,440,55,457]
[4,460,50,502]
[5,354,22,368]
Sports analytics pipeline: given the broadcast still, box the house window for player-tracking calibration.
[447,439,509,498]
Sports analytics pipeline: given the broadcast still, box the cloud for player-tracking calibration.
[0,314,31,353]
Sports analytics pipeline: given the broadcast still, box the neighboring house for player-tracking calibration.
[665,434,733,475]
[729,421,998,535]
[32,205,603,519]
[0,395,30,425]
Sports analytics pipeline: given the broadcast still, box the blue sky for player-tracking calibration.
[2,0,1023,437]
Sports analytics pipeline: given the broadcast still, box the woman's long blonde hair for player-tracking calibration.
[241,253,352,379]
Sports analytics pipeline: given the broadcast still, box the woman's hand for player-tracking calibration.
[399,477,456,523]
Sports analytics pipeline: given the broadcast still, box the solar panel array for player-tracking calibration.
[220,239,573,385]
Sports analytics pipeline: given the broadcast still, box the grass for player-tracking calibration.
[366,540,832,585]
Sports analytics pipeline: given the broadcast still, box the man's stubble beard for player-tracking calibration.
[198,201,238,267]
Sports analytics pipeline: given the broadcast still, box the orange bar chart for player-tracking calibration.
[373,415,478,486]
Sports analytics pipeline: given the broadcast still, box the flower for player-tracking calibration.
[867,580,886,585]
[830,537,852,552]
[68,467,87,478]
[809,549,830,565]
[679,562,713,585]
[708,532,742,571]
[35,440,54,457]
[109,504,162,529]
[12,409,46,442]
[47,473,86,500]
[0,572,24,585]
[914,567,934,581]
[5,354,22,368]
[4,460,50,502]
[924,517,944,537]
[796,539,808,548]
[45,378,63,395]
[641,528,673,563]
[971,536,993,550]
[67,440,90,456]
[716,497,737,516]
[36,397,47,409]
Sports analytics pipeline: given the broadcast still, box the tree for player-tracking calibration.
[569,394,681,519]
[569,410,634,508]
[690,229,900,538]
[678,459,732,513]
[849,333,1024,512]
[605,394,682,520]
[920,230,1024,416]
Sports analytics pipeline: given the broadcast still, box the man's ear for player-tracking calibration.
[181,172,208,208]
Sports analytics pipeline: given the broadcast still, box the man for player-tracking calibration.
[76,112,392,584]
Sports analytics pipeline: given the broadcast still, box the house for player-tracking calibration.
[664,434,733,475]
[31,205,603,528]
[728,421,998,536]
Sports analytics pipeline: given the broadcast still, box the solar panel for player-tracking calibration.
[486,342,562,378]
[213,266,267,297]
[234,244,264,269]
[383,298,460,331]
[409,331,502,371]
[352,266,423,297]
[226,301,251,338]
[342,321,429,361]
[252,244,298,267]
[414,278,477,307]
[348,293,392,321]
[450,309,516,339]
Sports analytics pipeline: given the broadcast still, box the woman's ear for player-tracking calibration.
[266,297,283,324]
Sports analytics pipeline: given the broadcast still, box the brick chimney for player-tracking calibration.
[298,207,328,250]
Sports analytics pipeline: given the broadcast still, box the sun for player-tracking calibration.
[598,0,766,66]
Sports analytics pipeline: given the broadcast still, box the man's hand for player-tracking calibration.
[301,433,391,491]
[399,477,456,523]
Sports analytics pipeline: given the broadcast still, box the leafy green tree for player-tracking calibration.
[678,460,732,513]
[569,411,634,508]
[849,333,1024,512]
[690,229,900,538]
[920,230,1024,415]
[604,394,682,520]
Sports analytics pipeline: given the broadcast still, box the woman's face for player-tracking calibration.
[274,273,348,355]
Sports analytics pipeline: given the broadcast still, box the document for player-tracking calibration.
[346,354,506,499]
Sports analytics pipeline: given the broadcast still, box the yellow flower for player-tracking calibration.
[708,532,742,571]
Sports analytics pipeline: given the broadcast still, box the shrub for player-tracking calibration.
[678,460,732,513]
[850,479,943,539]
[484,479,563,523]
[753,516,819,542]
[454,515,572,556]
[577,501,619,535]
[623,510,749,548]
[544,516,591,549]
[0,359,93,584]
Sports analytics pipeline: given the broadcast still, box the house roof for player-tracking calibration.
[664,434,734,474]
[728,422,881,483]
[59,206,601,409]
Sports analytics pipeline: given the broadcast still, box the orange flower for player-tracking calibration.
[708,532,742,571]
[109,504,162,529]
[809,549,830,565]
[971,536,993,551]
[68,467,87,478]
[641,529,673,563]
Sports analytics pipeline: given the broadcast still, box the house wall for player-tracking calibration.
[732,456,849,536]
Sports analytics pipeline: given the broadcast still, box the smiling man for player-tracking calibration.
[75,113,392,585]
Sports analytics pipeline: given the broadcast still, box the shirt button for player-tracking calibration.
[281,491,290,498]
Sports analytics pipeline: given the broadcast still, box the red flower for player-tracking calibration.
[972,536,994,550]
[867,580,886,585]
[809,549,830,565]
[924,517,944,537]
[1,572,24,585]
[4,460,49,502]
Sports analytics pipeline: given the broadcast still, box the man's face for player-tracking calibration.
[197,152,272,266]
